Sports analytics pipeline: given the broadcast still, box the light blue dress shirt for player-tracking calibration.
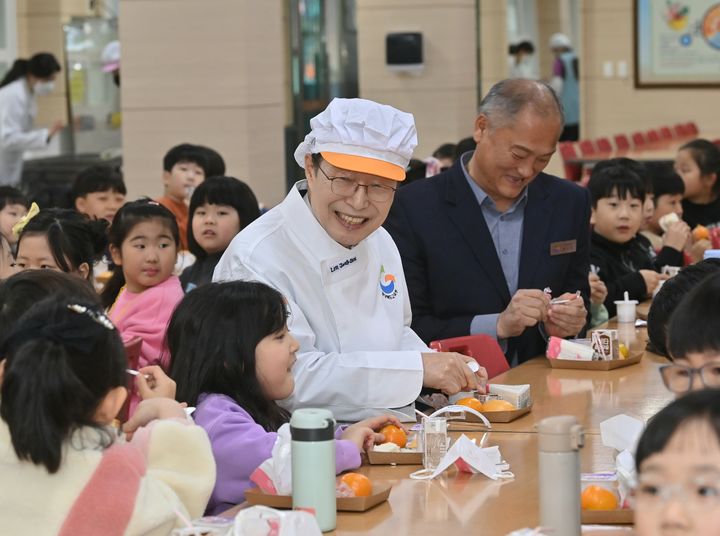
[460,152,528,341]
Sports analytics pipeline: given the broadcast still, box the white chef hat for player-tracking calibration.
[101,41,120,72]
[293,98,417,181]
[549,33,572,49]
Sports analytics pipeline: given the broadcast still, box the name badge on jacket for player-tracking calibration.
[550,239,577,256]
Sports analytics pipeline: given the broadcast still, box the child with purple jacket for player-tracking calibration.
[168,281,402,515]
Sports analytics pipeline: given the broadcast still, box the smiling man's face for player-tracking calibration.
[469,108,561,211]
[304,154,397,248]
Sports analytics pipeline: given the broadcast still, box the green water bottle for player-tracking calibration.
[290,408,336,532]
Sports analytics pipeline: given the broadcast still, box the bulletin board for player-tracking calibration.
[635,0,720,87]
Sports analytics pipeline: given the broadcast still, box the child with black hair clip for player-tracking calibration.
[181,176,260,292]
[15,207,108,284]
[633,389,720,535]
[169,281,402,515]
[0,296,215,533]
[588,161,683,317]
[71,165,126,223]
[659,271,720,396]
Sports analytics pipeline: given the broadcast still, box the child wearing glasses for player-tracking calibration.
[660,271,720,395]
[633,389,720,536]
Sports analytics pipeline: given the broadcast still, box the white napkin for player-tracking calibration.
[600,414,643,504]
[250,424,293,495]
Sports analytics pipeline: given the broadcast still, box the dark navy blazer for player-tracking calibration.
[384,160,591,363]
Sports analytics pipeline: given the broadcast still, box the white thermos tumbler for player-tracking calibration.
[538,415,584,536]
[290,408,337,532]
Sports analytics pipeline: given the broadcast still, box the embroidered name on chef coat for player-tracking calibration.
[329,256,357,273]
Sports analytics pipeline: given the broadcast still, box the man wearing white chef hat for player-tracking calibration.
[214,98,487,421]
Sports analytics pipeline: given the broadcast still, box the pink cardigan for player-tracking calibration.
[109,276,184,413]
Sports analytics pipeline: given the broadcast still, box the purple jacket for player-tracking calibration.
[194,393,361,515]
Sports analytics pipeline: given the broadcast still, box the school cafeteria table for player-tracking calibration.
[222,432,633,535]
[489,324,671,434]
[222,320,667,534]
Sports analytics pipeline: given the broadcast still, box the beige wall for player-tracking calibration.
[119,0,286,206]
[16,0,94,126]
[356,0,478,159]
[479,0,508,94]
[581,0,720,140]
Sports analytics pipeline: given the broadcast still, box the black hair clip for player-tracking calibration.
[67,304,115,330]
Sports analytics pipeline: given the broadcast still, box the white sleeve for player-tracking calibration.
[549,76,564,95]
[0,91,48,151]
[281,297,424,422]
[123,420,216,535]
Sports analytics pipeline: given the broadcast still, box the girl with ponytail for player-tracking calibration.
[0,295,215,533]
[0,52,64,186]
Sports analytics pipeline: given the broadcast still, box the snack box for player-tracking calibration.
[581,508,634,524]
[367,448,422,465]
[548,350,642,371]
[245,483,392,512]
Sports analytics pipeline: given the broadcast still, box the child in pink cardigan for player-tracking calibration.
[0,296,215,534]
[102,200,184,415]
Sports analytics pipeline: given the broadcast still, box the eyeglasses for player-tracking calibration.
[316,165,397,203]
[631,477,720,511]
[659,362,720,393]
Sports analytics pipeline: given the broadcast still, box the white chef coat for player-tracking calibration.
[214,180,428,421]
[0,79,49,186]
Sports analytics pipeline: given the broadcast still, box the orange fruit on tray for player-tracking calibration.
[456,397,484,412]
[380,424,407,448]
[581,485,619,510]
[480,399,516,412]
[340,472,373,497]
[693,225,710,241]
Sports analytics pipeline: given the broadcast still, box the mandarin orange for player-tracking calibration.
[456,397,484,412]
[340,472,373,497]
[581,485,619,510]
[480,399,516,412]
[693,225,710,241]
[380,424,407,448]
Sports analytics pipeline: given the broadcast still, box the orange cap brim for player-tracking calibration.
[321,152,406,181]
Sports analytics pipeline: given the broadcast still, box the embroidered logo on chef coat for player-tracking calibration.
[379,265,398,299]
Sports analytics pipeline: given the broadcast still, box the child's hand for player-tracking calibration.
[589,273,608,305]
[135,365,177,400]
[122,398,187,440]
[663,220,691,252]
[639,269,669,295]
[341,415,406,451]
[688,238,712,264]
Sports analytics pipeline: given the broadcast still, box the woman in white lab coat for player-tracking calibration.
[0,53,64,186]
[214,98,487,421]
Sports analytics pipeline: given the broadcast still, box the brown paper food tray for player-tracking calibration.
[367,449,422,465]
[547,351,642,371]
[245,483,392,512]
[581,508,634,524]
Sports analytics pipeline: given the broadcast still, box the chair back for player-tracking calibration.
[578,140,596,156]
[631,131,647,148]
[646,129,661,144]
[558,142,582,181]
[613,134,630,152]
[429,334,510,379]
[595,137,612,153]
[659,126,673,141]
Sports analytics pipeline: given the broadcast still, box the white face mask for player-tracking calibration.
[33,81,55,96]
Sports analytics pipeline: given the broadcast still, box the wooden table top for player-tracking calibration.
[223,432,632,535]
[222,321,667,534]
[487,326,671,435]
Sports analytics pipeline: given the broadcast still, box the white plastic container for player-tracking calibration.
[614,292,638,323]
